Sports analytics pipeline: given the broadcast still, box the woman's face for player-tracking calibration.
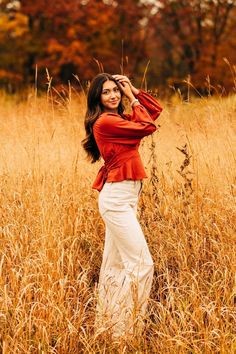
[100,80,121,113]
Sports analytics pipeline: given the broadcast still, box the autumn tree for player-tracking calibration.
[19,0,92,83]
[83,0,151,79]
[0,0,151,88]
[0,1,29,86]
[1,0,236,91]
[148,0,236,92]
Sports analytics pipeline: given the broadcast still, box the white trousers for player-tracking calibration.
[95,180,154,338]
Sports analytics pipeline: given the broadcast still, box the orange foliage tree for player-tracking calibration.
[148,0,236,93]
[0,0,150,89]
[0,1,29,85]
[0,0,236,92]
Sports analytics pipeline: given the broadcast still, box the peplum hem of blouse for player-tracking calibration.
[92,155,147,192]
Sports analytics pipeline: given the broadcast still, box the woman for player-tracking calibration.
[82,73,163,339]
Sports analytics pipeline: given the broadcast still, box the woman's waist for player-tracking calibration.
[103,149,140,171]
[92,150,145,192]
[106,158,147,181]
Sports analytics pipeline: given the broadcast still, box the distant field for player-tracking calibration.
[0,89,235,353]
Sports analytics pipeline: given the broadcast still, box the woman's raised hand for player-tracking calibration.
[112,75,131,87]
[112,75,140,99]
[112,75,133,99]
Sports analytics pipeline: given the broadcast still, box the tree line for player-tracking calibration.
[0,0,236,94]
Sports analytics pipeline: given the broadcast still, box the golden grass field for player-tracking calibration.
[0,87,235,353]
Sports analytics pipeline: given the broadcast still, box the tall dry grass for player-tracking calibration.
[0,86,235,353]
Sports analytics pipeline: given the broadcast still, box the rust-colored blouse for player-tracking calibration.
[92,89,163,192]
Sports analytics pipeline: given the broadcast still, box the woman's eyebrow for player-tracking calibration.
[102,87,118,92]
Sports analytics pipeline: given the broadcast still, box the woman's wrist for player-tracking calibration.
[127,93,136,102]
[131,85,140,96]
[130,98,139,107]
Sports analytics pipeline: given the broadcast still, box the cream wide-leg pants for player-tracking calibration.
[95,180,154,338]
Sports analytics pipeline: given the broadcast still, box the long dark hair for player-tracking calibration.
[81,73,125,163]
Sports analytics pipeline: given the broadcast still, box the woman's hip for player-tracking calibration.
[98,179,143,216]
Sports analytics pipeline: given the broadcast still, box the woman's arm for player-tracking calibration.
[135,90,163,121]
[113,74,139,95]
[112,74,139,108]
[113,74,163,121]
[93,107,157,145]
